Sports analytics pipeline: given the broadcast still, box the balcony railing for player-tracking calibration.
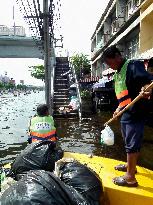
[91,0,143,59]
[125,0,142,20]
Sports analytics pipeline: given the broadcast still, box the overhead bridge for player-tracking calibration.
[0,34,81,119]
[0,36,43,59]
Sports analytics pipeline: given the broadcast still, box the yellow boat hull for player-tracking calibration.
[3,152,153,205]
[64,152,153,205]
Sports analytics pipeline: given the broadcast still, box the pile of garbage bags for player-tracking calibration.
[69,96,79,110]
[68,85,79,110]
[1,141,103,205]
[1,170,90,205]
[9,140,63,180]
[55,159,103,205]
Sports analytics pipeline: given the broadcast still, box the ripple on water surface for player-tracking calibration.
[1,91,153,170]
[0,91,45,163]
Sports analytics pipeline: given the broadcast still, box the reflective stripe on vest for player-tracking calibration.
[32,133,57,142]
[114,60,132,110]
[118,98,131,109]
[31,130,57,142]
[32,137,57,142]
[30,130,56,138]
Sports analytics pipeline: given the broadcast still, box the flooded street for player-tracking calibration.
[0,91,153,170]
[0,91,45,163]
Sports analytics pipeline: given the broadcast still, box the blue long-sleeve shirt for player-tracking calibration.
[120,60,153,123]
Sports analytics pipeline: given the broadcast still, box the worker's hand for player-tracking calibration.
[113,108,120,119]
[140,84,152,99]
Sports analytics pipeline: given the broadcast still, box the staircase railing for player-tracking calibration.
[69,58,82,119]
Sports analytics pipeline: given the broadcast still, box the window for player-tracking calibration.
[133,0,140,7]
[126,0,133,19]
[126,0,140,20]
[128,0,132,10]
[126,36,139,59]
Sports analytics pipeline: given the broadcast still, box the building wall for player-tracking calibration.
[90,0,149,77]
[140,0,153,53]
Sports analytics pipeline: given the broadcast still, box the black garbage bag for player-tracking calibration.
[1,170,90,205]
[9,141,63,180]
[58,160,103,205]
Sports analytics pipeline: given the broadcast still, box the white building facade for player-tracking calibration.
[91,0,153,77]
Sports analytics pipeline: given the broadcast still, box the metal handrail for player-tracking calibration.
[69,58,82,120]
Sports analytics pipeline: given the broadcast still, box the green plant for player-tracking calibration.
[16,84,27,90]
[0,82,4,89]
[71,53,91,78]
[5,83,15,90]
[29,65,45,81]
[81,90,91,99]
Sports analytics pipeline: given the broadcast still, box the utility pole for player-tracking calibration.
[43,0,52,114]
[13,5,16,36]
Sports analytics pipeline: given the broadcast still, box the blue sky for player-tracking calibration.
[0,0,109,85]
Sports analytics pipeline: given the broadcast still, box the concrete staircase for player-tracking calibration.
[53,57,79,119]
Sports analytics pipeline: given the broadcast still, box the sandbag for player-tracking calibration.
[9,141,63,180]
[56,159,103,205]
[1,170,90,205]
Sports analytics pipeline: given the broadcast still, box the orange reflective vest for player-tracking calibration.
[29,116,57,142]
[114,60,131,110]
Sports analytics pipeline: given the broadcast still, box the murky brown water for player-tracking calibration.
[0,91,45,164]
[0,91,153,170]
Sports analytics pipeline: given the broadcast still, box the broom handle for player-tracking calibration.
[104,81,153,126]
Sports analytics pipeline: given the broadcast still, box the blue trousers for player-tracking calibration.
[121,121,144,153]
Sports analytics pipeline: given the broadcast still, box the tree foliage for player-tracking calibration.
[5,83,15,90]
[0,82,15,90]
[70,53,91,78]
[16,84,27,90]
[0,82,4,89]
[29,65,45,81]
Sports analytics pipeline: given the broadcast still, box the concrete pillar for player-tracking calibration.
[91,63,96,77]
[43,0,52,114]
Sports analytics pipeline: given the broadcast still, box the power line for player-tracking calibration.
[15,0,63,53]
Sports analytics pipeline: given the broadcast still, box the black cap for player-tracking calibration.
[37,104,49,116]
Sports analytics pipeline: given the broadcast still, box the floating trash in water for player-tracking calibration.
[2,126,10,129]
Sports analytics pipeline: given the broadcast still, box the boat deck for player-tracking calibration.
[64,152,153,205]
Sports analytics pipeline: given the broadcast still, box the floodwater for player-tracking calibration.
[0,91,45,164]
[0,91,153,170]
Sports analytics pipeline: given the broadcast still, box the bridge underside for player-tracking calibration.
[0,36,44,59]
